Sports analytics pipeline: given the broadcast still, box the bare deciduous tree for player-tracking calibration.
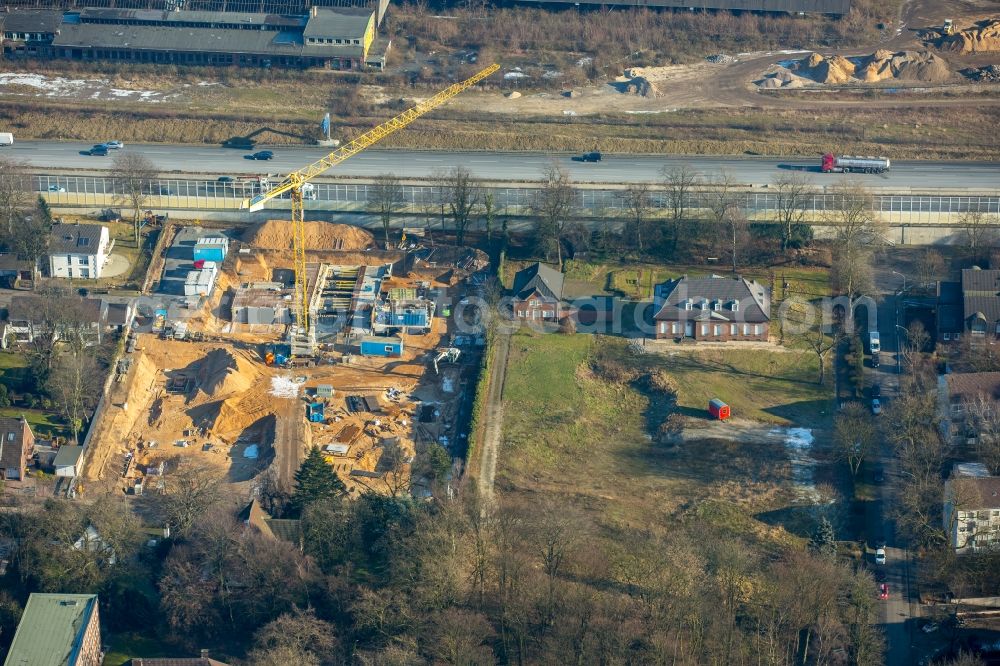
[773,173,813,251]
[825,181,886,299]
[915,248,946,291]
[0,157,31,239]
[620,182,652,252]
[660,165,699,257]
[532,163,575,268]
[369,173,404,248]
[960,210,997,251]
[157,463,225,537]
[111,152,157,245]
[444,166,480,246]
[834,402,877,476]
[482,191,497,243]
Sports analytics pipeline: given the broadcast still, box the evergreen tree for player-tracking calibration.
[809,516,837,559]
[291,447,345,514]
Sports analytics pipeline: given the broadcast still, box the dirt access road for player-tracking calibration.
[449,0,1000,117]
[476,332,511,502]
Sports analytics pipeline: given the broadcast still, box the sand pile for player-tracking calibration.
[787,50,952,85]
[197,348,258,398]
[801,53,856,83]
[943,19,1000,53]
[242,221,373,251]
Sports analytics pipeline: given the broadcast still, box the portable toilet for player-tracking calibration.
[708,399,730,420]
[307,402,325,423]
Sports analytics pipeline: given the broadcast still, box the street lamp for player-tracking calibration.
[891,271,907,293]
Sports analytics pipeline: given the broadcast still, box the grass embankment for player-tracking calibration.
[3,96,999,161]
[499,332,831,545]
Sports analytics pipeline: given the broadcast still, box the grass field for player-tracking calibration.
[498,331,830,545]
[0,353,70,438]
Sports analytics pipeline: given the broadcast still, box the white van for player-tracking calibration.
[0,133,13,147]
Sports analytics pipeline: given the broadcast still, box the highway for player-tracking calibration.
[6,140,1000,190]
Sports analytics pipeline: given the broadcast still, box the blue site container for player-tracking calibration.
[307,402,325,423]
[360,336,403,357]
[193,236,228,263]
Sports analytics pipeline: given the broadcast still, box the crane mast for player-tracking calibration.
[240,63,499,339]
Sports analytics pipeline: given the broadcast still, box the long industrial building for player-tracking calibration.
[509,0,849,13]
[1,4,390,68]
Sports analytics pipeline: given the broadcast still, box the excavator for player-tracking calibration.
[241,63,499,354]
[432,348,461,375]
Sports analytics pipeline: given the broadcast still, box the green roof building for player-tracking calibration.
[4,593,101,666]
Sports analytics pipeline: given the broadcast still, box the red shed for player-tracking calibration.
[709,399,730,420]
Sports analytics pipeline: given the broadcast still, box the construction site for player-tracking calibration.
[85,218,488,500]
[73,65,502,503]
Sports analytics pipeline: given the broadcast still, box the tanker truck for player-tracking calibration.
[821,154,891,174]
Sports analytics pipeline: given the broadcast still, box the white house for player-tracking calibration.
[944,474,1000,553]
[48,223,112,279]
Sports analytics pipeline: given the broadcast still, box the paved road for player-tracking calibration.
[7,141,1000,189]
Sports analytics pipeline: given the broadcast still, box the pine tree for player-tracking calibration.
[290,446,345,514]
[809,516,837,559]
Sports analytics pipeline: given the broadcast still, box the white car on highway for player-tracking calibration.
[106,140,124,149]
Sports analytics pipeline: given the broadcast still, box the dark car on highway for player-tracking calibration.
[578,151,602,162]
[246,150,274,160]
[88,144,109,156]
[871,384,881,398]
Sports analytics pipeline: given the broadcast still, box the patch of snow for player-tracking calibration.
[576,56,593,67]
[243,444,259,459]
[625,109,679,114]
[270,375,303,398]
[503,71,528,80]
[197,81,221,86]
[542,70,563,79]
[771,427,823,504]
[562,110,577,116]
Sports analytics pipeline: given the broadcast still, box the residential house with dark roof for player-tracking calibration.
[3,593,101,666]
[510,262,565,322]
[0,416,34,482]
[128,656,231,666]
[652,275,771,341]
[944,474,1000,553]
[239,499,303,550]
[48,223,112,280]
[1,295,108,349]
[937,268,1000,343]
[937,371,1000,444]
[0,253,38,289]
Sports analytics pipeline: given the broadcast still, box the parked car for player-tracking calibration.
[879,583,889,600]
[875,547,886,565]
[871,384,881,398]
[246,150,274,160]
[47,184,66,192]
[88,145,109,156]
[872,352,880,368]
[874,468,885,483]
[921,622,939,634]
[217,175,234,183]
[871,399,882,415]
[106,140,124,149]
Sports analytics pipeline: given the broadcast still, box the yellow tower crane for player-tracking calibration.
[241,63,499,338]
